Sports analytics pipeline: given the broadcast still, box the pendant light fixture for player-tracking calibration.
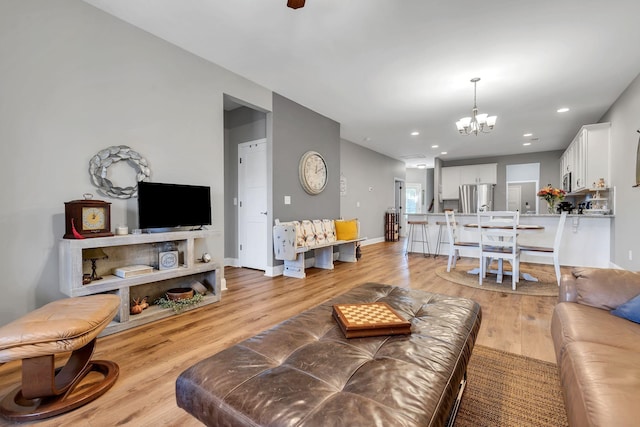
[456,78,497,135]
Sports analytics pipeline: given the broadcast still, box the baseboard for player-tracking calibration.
[221,277,227,291]
[224,258,240,267]
[361,237,384,246]
[264,265,281,277]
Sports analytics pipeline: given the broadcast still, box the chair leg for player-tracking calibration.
[478,256,484,285]
[553,253,561,286]
[422,225,430,257]
[447,249,454,272]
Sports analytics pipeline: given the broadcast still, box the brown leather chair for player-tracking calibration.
[0,294,120,422]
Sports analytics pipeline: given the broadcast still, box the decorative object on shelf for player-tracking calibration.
[130,296,149,315]
[537,185,566,214]
[155,291,203,313]
[299,151,328,195]
[82,247,108,282]
[113,264,153,278]
[201,253,212,263]
[165,287,194,301]
[455,77,497,136]
[89,145,151,199]
[190,280,208,295]
[115,226,128,235]
[159,250,179,270]
[64,194,114,239]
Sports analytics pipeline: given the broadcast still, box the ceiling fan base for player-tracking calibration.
[287,0,306,9]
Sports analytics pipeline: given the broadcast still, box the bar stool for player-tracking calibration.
[433,221,448,258]
[404,219,430,257]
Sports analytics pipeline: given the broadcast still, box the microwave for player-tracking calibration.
[562,172,572,193]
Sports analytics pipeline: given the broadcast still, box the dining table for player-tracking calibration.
[464,223,545,283]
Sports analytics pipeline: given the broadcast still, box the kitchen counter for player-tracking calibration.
[405,213,613,268]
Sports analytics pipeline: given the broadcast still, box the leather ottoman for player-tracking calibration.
[176,283,482,427]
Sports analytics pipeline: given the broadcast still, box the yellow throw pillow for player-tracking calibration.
[335,219,358,241]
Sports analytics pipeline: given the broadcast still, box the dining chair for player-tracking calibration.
[519,211,567,286]
[477,210,520,290]
[445,210,479,272]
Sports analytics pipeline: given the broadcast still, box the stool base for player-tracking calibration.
[0,360,118,422]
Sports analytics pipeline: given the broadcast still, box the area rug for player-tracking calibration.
[455,345,568,427]
[435,264,559,296]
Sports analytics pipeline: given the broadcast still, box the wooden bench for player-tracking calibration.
[273,218,366,278]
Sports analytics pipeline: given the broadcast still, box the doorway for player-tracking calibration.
[238,139,268,270]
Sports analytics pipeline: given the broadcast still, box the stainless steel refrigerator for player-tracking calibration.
[459,183,495,213]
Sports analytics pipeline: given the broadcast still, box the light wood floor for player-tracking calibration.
[0,241,564,426]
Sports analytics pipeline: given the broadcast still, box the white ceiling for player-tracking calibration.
[83,0,640,167]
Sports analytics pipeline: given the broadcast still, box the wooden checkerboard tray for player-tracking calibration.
[332,302,411,338]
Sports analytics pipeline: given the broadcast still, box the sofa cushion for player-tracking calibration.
[335,219,358,240]
[560,341,640,427]
[551,302,640,362]
[571,267,640,310]
[611,293,640,323]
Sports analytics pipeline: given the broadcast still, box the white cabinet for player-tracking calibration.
[441,163,497,199]
[441,166,461,199]
[59,230,221,335]
[561,123,610,193]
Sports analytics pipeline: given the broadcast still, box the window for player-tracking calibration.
[405,183,422,214]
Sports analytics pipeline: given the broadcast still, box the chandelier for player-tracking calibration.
[455,77,497,136]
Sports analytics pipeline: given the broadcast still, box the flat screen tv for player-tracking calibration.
[137,181,212,231]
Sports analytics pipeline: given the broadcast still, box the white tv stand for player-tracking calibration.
[59,229,221,335]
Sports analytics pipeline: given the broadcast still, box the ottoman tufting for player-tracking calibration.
[176,283,481,427]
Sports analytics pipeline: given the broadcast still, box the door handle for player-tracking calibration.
[260,211,267,215]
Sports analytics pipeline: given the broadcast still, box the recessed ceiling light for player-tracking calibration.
[557,107,570,113]
[523,142,532,146]
[431,144,439,149]
[411,131,420,136]
[417,164,426,169]
[523,133,533,137]
[440,151,447,155]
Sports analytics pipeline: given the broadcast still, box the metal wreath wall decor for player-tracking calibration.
[89,145,151,199]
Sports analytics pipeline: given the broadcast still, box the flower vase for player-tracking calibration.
[547,200,555,214]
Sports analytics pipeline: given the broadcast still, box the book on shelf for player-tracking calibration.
[332,302,412,338]
[114,265,154,278]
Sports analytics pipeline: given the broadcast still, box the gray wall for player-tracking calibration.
[224,107,267,259]
[271,94,341,223]
[0,0,272,325]
[600,71,640,270]
[441,151,563,210]
[340,140,406,240]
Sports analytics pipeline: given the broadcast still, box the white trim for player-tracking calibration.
[264,265,280,277]
[361,236,385,246]
[224,257,240,267]
[221,278,227,291]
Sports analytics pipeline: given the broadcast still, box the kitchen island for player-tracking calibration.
[406,213,613,268]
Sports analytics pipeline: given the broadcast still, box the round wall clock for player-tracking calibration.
[299,151,328,195]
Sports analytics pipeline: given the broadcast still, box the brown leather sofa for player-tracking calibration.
[551,267,640,427]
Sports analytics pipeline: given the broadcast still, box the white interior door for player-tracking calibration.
[507,185,522,211]
[238,139,267,270]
